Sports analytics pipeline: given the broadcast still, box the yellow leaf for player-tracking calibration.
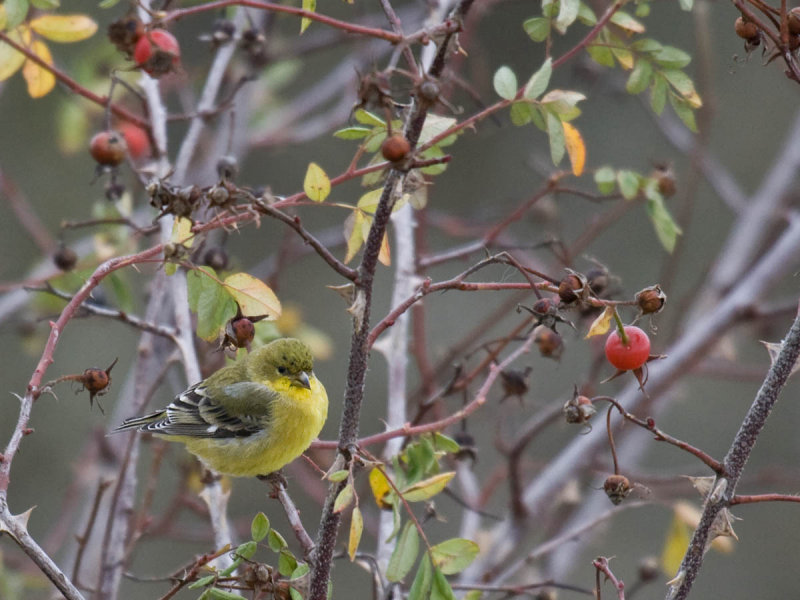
[303,161,330,202]
[378,232,391,266]
[0,5,6,30]
[562,121,585,176]
[348,506,363,561]
[22,39,55,98]
[171,216,194,247]
[223,272,282,320]
[0,28,27,81]
[300,0,316,33]
[368,467,393,510]
[29,14,97,43]
[401,472,455,502]
[585,305,614,338]
[356,188,383,214]
[344,210,366,263]
[660,508,691,575]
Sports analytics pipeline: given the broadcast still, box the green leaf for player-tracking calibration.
[235,541,258,561]
[348,506,363,561]
[522,17,550,42]
[662,69,702,108]
[644,185,682,252]
[223,272,281,319]
[303,162,330,202]
[610,10,645,33]
[207,588,247,600]
[288,588,303,600]
[493,66,518,100]
[650,75,667,115]
[408,554,433,600]
[626,59,653,95]
[594,166,616,195]
[668,91,698,132]
[387,521,420,582]
[530,106,546,131]
[631,38,662,54]
[333,126,372,140]
[510,101,534,126]
[300,0,315,33]
[268,529,288,552]
[635,2,650,17]
[188,575,216,589]
[279,550,298,577]
[4,0,29,30]
[523,57,552,100]
[586,44,615,67]
[0,27,27,80]
[357,188,383,214]
[401,472,455,502]
[540,89,586,121]
[433,432,461,454]
[187,267,238,341]
[617,169,641,200]
[577,2,597,25]
[418,113,459,147]
[251,512,270,542]
[291,562,310,580]
[327,469,350,482]
[653,46,691,69]
[353,108,386,127]
[430,538,480,575]
[333,483,355,513]
[555,0,580,33]
[430,567,457,600]
[31,0,59,9]
[546,111,565,166]
[98,0,122,8]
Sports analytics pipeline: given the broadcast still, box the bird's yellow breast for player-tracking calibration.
[184,377,328,477]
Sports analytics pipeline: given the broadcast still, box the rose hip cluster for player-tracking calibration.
[108,15,181,77]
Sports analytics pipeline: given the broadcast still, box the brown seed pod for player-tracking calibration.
[534,324,563,360]
[654,165,676,197]
[562,393,596,424]
[500,366,531,400]
[558,272,586,304]
[734,16,759,40]
[82,358,118,410]
[381,134,412,162]
[226,317,255,348]
[603,474,631,505]
[107,15,144,57]
[789,8,800,35]
[635,284,666,315]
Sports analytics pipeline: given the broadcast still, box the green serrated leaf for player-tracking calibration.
[577,2,597,25]
[631,38,662,53]
[268,529,288,552]
[594,166,616,195]
[418,146,448,175]
[291,562,310,579]
[431,538,480,575]
[98,0,122,8]
[235,541,258,561]
[353,109,385,127]
[653,46,691,68]
[586,44,615,67]
[546,111,565,166]
[626,59,653,95]
[610,10,645,33]
[333,126,373,140]
[531,106,546,131]
[617,169,641,200]
[334,483,355,513]
[493,66,517,100]
[555,0,580,33]
[644,184,681,252]
[387,521,421,582]
[510,101,534,126]
[650,74,667,115]
[541,89,585,121]
[279,550,298,577]
[408,554,433,600]
[668,91,698,132]
[188,574,217,589]
[523,16,550,42]
[401,472,455,502]
[430,566,457,600]
[523,57,552,100]
[289,587,303,600]
[327,469,350,482]
[4,0,29,29]
[433,432,461,454]
[251,512,270,542]
[662,69,702,107]
[187,268,238,341]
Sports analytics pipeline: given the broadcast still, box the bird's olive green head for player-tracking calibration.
[248,338,314,389]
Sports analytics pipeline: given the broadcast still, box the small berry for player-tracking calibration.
[534,325,563,360]
[790,8,800,35]
[53,245,78,271]
[203,247,229,271]
[557,272,586,304]
[83,368,110,396]
[605,326,650,371]
[118,122,151,160]
[217,155,239,180]
[381,134,411,162]
[134,29,181,77]
[734,17,758,40]
[604,474,631,505]
[635,284,666,315]
[90,131,127,166]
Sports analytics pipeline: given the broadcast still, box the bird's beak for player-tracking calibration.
[294,371,312,390]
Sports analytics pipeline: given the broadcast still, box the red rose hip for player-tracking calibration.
[605,326,650,371]
[134,29,180,77]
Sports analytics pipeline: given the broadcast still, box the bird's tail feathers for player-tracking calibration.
[111,410,167,433]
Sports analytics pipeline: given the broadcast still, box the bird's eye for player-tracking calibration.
[277,366,288,375]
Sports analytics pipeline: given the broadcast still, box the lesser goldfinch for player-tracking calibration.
[114,338,328,477]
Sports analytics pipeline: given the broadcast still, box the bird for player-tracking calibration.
[113,338,328,478]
